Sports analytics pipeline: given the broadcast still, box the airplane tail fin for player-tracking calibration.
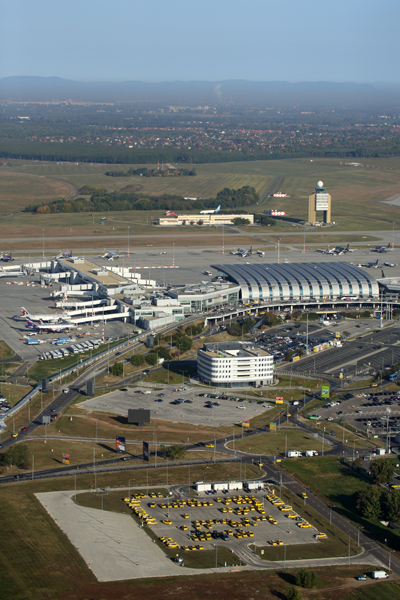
[21,307,28,316]
[249,246,252,255]
[388,243,391,248]
[346,243,349,249]
[382,269,386,278]
[215,205,221,213]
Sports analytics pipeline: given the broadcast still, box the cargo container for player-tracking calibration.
[212,482,228,491]
[246,481,263,490]
[196,483,212,492]
[228,481,243,490]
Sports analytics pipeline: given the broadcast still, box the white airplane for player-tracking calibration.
[99,251,124,261]
[255,250,265,256]
[200,204,221,215]
[21,307,71,322]
[25,319,77,333]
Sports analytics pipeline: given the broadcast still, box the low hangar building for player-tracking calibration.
[197,341,274,387]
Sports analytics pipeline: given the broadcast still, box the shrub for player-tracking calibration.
[295,568,318,589]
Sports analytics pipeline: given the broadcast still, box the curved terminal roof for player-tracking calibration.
[211,262,379,302]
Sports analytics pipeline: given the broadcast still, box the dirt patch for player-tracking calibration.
[120,184,144,192]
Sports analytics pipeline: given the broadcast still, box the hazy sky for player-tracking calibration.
[1,0,399,82]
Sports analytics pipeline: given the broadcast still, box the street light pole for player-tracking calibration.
[127,226,130,257]
[93,447,96,490]
[42,228,45,260]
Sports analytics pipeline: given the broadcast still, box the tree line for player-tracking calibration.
[24,186,259,215]
[105,167,196,177]
[6,137,400,166]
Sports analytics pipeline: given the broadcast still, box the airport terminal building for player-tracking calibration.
[211,262,379,303]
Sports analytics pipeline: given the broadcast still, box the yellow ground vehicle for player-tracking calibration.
[279,505,292,512]
[315,533,327,539]
[287,513,298,519]
[301,492,308,499]
[181,546,190,551]
[180,525,188,531]
[205,443,214,448]
[149,502,156,508]
[298,522,311,528]
[182,513,189,519]
[162,519,172,525]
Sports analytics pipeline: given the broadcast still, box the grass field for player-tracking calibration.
[227,430,321,455]
[0,438,229,476]
[0,383,31,408]
[0,341,15,360]
[2,157,400,253]
[36,402,239,444]
[299,417,385,449]
[0,172,75,215]
[282,457,400,553]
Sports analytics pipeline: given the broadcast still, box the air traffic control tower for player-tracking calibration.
[308,180,331,225]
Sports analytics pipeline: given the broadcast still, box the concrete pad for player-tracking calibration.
[36,490,216,581]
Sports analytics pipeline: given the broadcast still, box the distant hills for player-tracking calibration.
[1,76,400,107]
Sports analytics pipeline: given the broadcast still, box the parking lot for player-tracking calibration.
[128,487,319,553]
[78,385,271,427]
[316,389,400,439]
[289,325,400,377]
